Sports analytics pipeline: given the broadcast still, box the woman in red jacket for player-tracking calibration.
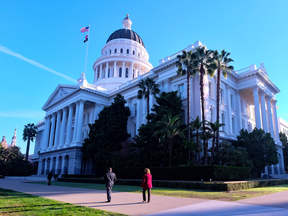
[141,168,152,203]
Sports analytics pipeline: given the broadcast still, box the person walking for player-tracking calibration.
[141,168,152,203]
[47,171,53,186]
[104,167,117,202]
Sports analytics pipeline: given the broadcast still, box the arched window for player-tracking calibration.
[126,49,129,54]
[108,69,110,78]
[120,48,123,53]
[119,67,122,77]
[125,68,129,78]
[109,49,111,54]
[114,48,117,53]
[133,50,135,55]
[64,155,69,175]
[133,69,135,79]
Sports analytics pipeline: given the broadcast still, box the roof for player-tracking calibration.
[106,29,145,47]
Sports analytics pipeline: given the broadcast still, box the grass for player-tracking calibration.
[29,181,288,202]
[0,188,126,216]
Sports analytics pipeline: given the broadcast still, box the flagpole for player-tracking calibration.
[84,23,90,75]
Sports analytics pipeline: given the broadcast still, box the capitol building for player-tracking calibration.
[33,15,286,178]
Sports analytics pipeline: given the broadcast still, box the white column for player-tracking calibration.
[260,92,268,132]
[48,114,56,149]
[226,85,232,135]
[136,98,142,135]
[122,61,125,77]
[60,156,65,175]
[272,100,280,141]
[49,158,53,173]
[235,90,242,135]
[190,76,194,120]
[76,100,85,142]
[114,61,117,77]
[193,74,201,120]
[59,107,67,147]
[100,64,103,78]
[95,66,98,82]
[138,64,141,76]
[53,111,62,149]
[252,86,261,129]
[37,160,42,175]
[42,116,50,151]
[65,104,74,145]
[44,159,48,175]
[106,62,109,78]
[55,157,59,174]
[73,102,79,142]
[266,96,274,138]
[130,62,133,79]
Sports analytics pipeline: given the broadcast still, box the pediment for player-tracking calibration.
[42,85,78,110]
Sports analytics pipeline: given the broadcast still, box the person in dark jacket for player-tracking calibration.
[141,168,152,203]
[104,167,117,202]
[47,171,53,186]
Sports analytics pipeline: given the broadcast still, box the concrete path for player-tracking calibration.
[1,178,288,216]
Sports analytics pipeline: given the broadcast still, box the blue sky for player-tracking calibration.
[1,0,288,155]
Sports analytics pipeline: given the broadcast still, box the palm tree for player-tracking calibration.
[193,47,217,133]
[155,114,185,167]
[176,51,198,141]
[137,77,160,118]
[207,120,225,165]
[190,116,202,165]
[23,123,37,161]
[212,50,234,149]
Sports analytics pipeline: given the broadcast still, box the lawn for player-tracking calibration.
[0,187,126,216]
[29,181,288,202]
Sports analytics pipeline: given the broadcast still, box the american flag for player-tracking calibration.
[80,27,89,33]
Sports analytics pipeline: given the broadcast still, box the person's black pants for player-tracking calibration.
[143,188,151,202]
[106,186,112,201]
[48,179,51,186]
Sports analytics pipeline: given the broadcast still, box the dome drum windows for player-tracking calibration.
[109,49,111,54]
[133,50,135,55]
[125,68,129,78]
[120,48,123,53]
[126,49,129,54]
[119,67,122,77]
[115,48,117,53]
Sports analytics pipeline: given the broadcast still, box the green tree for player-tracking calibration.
[135,91,184,167]
[190,116,202,165]
[176,51,198,140]
[212,50,234,148]
[279,132,288,171]
[155,114,185,167]
[233,128,278,175]
[193,47,216,145]
[207,120,225,164]
[137,77,160,118]
[23,123,37,161]
[82,94,131,168]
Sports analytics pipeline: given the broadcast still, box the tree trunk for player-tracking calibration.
[200,63,206,165]
[169,138,173,167]
[216,65,221,150]
[187,71,190,140]
[210,134,216,165]
[147,91,150,119]
[26,136,30,161]
[196,130,201,165]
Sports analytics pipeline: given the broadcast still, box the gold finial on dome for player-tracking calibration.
[126,14,129,17]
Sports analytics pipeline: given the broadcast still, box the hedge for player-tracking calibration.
[58,178,288,191]
[118,166,250,181]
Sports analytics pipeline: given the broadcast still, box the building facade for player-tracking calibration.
[33,15,285,177]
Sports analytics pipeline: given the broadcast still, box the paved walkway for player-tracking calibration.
[1,178,288,216]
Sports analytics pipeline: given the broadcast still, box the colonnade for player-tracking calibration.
[252,86,280,141]
[40,100,103,152]
[94,61,148,83]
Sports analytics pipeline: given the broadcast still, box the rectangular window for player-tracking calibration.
[230,94,234,109]
[179,84,185,99]
[209,82,212,98]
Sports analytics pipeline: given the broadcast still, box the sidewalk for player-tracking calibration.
[1,178,288,216]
